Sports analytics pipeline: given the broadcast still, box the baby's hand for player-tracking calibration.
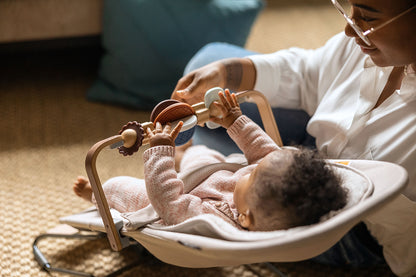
[147,121,183,147]
[210,89,242,129]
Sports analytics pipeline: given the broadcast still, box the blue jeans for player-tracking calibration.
[311,222,385,267]
[184,42,386,266]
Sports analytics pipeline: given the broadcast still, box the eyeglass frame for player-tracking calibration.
[331,0,416,46]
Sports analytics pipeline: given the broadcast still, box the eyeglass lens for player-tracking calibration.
[333,0,372,45]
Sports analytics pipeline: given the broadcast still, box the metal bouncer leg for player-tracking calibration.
[33,231,104,277]
[33,229,144,277]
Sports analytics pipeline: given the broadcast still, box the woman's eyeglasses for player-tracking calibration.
[331,0,416,46]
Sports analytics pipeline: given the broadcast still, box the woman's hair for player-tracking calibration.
[248,148,347,231]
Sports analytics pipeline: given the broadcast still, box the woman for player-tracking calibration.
[171,0,416,276]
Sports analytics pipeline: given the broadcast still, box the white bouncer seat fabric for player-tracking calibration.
[60,159,408,268]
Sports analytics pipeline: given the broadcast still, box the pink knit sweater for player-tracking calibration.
[100,115,279,228]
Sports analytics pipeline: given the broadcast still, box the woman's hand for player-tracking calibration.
[171,61,226,105]
[210,89,242,129]
[171,58,256,106]
[147,121,183,147]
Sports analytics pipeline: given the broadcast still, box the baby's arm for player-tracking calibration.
[178,89,242,172]
[144,121,218,225]
[210,89,279,164]
[227,116,279,164]
[143,146,218,225]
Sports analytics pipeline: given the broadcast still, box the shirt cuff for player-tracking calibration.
[227,115,251,137]
[143,145,175,161]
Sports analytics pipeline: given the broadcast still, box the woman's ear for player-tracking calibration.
[238,210,254,229]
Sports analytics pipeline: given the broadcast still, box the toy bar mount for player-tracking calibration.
[85,88,282,251]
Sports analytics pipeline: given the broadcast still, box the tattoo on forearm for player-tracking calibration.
[223,61,243,90]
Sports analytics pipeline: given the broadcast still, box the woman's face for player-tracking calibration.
[345,0,416,67]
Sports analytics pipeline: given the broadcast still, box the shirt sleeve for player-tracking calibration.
[248,32,355,115]
[143,145,217,225]
[227,115,280,164]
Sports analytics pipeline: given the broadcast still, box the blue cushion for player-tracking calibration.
[87,0,264,109]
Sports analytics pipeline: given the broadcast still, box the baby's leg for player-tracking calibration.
[73,176,150,213]
[73,176,93,202]
[96,176,150,213]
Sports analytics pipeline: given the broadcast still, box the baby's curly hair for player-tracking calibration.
[248,148,347,231]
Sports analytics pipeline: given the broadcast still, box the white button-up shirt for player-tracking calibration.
[249,32,416,277]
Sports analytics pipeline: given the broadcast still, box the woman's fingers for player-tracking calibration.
[172,74,194,100]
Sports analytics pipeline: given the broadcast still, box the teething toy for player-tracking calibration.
[118,121,144,156]
[149,99,181,122]
[204,87,224,130]
[150,101,196,146]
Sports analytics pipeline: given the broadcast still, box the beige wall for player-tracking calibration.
[247,0,346,52]
[0,0,102,43]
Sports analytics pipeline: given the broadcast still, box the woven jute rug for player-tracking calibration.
[0,1,396,276]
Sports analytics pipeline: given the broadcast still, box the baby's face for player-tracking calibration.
[233,148,296,230]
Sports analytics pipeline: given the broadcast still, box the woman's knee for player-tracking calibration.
[184,42,257,74]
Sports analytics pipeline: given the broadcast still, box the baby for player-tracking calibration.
[74,90,347,231]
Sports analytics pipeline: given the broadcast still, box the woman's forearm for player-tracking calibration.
[221,58,256,92]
